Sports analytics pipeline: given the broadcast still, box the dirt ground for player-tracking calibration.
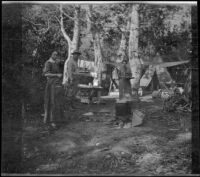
[21,94,192,175]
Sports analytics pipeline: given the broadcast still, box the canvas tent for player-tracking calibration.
[140,66,160,91]
[140,60,190,91]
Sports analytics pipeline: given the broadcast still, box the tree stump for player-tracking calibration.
[115,99,133,124]
[115,99,132,115]
[115,98,144,127]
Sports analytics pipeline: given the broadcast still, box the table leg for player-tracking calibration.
[97,90,101,104]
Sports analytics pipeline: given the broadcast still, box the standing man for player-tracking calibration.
[43,51,64,129]
[64,50,81,111]
[118,58,133,100]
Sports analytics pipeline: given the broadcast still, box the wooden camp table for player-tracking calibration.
[78,84,103,104]
[73,71,93,78]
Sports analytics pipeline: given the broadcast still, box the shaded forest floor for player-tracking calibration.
[21,95,191,175]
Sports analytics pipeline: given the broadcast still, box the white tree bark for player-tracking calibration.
[60,5,72,85]
[94,33,104,84]
[87,5,104,85]
[117,18,130,63]
[117,33,127,63]
[71,5,80,52]
[128,4,145,93]
[60,4,80,85]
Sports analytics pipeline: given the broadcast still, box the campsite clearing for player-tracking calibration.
[21,95,191,175]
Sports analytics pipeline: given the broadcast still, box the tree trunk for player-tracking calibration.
[128,4,143,93]
[60,5,72,85]
[61,5,80,85]
[117,17,130,63]
[71,5,80,52]
[117,32,127,63]
[93,32,104,85]
[87,5,104,85]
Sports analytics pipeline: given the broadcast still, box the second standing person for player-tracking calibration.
[64,50,81,111]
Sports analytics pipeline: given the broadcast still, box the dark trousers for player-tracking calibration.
[112,79,119,90]
[64,81,78,108]
[44,83,64,124]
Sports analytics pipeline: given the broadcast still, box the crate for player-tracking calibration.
[80,97,90,104]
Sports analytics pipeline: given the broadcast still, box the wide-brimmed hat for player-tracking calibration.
[71,50,81,55]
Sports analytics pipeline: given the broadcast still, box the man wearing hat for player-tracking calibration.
[65,49,81,111]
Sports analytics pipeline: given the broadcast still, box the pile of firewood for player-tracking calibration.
[151,85,191,112]
[162,88,191,112]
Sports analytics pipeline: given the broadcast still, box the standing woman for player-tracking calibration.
[118,58,133,100]
[43,51,64,128]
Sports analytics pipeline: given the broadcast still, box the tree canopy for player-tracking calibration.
[19,3,192,108]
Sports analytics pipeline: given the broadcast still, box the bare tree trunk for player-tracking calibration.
[93,32,104,85]
[87,5,104,85]
[71,5,80,52]
[60,5,80,85]
[128,4,144,94]
[60,5,72,85]
[117,16,130,63]
[117,32,127,63]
